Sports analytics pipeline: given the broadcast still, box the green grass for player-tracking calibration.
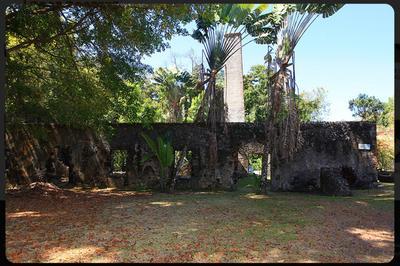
[6,178,394,263]
[237,174,262,193]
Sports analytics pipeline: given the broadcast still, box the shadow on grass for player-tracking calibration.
[5,180,394,263]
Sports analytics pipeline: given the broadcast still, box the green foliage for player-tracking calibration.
[243,65,329,123]
[191,3,268,37]
[29,125,48,141]
[151,67,199,122]
[6,3,211,130]
[349,94,394,170]
[141,133,174,192]
[245,4,344,45]
[295,4,344,18]
[297,88,329,122]
[192,25,230,72]
[377,138,394,171]
[6,36,110,130]
[141,133,174,168]
[112,150,128,172]
[348,95,393,128]
[349,95,393,170]
[219,4,269,26]
[186,91,205,123]
[348,94,385,123]
[191,4,261,72]
[249,155,262,171]
[106,80,162,124]
[379,97,394,128]
[243,65,270,122]
[376,99,394,172]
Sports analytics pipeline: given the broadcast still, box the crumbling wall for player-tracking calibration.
[109,123,266,190]
[6,122,377,192]
[271,122,378,192]
[5,123,110,187]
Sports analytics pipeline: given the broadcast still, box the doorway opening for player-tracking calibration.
[111,150,128,174]
[174,150,192,178]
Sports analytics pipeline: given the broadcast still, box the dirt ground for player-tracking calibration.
[5,181,394,263]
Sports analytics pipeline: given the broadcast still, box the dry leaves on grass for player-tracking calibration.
[5,183,395,263]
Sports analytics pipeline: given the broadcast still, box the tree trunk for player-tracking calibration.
[260,144,269,194]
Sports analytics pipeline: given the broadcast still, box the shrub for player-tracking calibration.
[376,138,394,171]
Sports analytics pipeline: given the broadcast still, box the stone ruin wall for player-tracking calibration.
[108,123,264,190]
[271,122,378,191]
[5,124,111,187]
[5,122,377,192]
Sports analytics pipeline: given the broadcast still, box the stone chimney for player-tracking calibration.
[224,33,245,122]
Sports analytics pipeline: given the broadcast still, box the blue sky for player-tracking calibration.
[143,4,394,121]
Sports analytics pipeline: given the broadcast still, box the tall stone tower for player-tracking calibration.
[224,33,245,122]
[224,33,248,175]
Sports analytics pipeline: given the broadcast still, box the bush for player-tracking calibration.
[377,138,394,171]
[376,126,394,171]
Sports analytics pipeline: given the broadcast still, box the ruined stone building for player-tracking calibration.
[6,122,378,192]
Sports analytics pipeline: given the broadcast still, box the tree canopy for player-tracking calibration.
[5,3,215,130]
[348,94,385,124]
[244,65,329,123]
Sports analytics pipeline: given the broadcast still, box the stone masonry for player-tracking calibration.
[224,33,245,123]
[6,122,377,192]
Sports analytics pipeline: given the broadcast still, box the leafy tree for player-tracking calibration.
[297,88,329,122]
[186,91,205,123]
[376,97,394,171]
[379,97,394,128]
[249,155,263,171]
[243,65,270,122]
[105,80,162,124]
[243,65,329,123]
[348,94,385,123]
[5,3,213,130]
[377,138,394,171]
[151,67,199,122]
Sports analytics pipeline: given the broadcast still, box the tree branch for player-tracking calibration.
[6,3,69,22]
[7,9,95,53]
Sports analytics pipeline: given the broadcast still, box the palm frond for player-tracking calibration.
[295,4,344,18]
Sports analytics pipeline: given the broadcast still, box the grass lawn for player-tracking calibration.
[5,178,394,263]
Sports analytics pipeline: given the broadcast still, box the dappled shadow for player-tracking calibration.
[172,191,225,196]
[346,227,393,248]
[242,193,269,200]
[149,201,184,207]
[354,200,368,206]
[292,192,394,263]
[42,246,111,263]
[5,183,394,263]
[7,211,52,219]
